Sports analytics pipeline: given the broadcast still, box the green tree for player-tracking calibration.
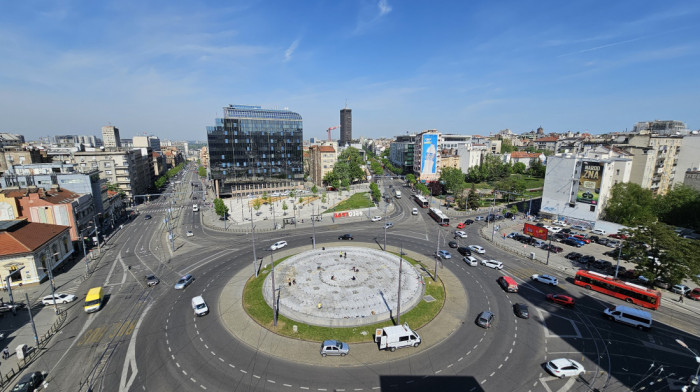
[655,185,700,230]
[513,162,527,174]
[288,189,296,200]
[415,183,430,196]
[500,139,515,153]
[311,184,318,195]
[467,185,480,210]
[321,192,327,203]
[602,183,656,226]
[527,158,546,178]
[281,201,288,214]
[369,183,381,202]
[405,173,416,186]
[198,166,207,177]
[253,199,262,211]
[214,198,229,219]
[439,167,467,196]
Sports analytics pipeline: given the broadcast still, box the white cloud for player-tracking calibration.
[378,0,392,16]
[284,39,300,62]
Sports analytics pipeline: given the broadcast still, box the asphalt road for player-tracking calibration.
[14,173,700,392]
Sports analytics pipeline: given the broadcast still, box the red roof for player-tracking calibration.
[0,187,80,205]
[319,146,336,153]
[0,220,71,256]
[535,136,559,142]
[510,152,541,159]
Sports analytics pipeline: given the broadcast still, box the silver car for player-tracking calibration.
[174,274,195,290]
[320,340,349,357]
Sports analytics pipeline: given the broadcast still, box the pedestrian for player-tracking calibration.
[2,347,8,359]
[344,252,347,259]
[679,294,684,303]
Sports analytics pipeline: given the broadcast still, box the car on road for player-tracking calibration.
[320,340,349,357]
[384,222,394,229]
[468,245,485,254]
[145,274,160,287]
[481,259,503,269]
[531,274,558,286]
[11,371,45,392]
[464,219,474,225]
[513,303,529,319]
[174,274,195,290]
[144,215,152,220]
[476,311,495,328]
[546,358,585,378]
[411,208,418,215]
[463,256,478,266]
[546,294,575,307]
[270,240,288,250]
[457,246,472,256]
[437,250,452,259]
[671,284,691,295]
[371,216,382,222]
[687,288,700,301]
[454,231,468,238]
[186,230,194,237]
[41,293,77,305]
[338,234,354,240]
[456,222,466,229]
[475,216,485,221]
[448,241,458,248]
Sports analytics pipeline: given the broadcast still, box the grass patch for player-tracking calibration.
[323,192,373,214]
[242,252,445,343]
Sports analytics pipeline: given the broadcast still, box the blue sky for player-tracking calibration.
[1,1,699,141]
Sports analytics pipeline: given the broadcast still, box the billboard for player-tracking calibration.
[576,161,604,204]
[523,223,548,240]
[420,133,438,175]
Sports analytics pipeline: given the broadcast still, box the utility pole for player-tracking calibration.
[250,207,258,277]
[434,229,440,281]
[271,248,277,327]
[25,293,39,345]
[94,214,102,256]
[397,243,404,324]
[311,214,317,249]
[81,228,89,276]
[384,224,388,251]
[614,245,622,279]
[48,254,59,314]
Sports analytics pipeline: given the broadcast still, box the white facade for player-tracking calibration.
[456,146,483,173]
[673,135,700,188]
[540,154,631,228]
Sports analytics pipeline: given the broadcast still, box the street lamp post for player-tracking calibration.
[434,229,440,281]
[676,339,700,391]
[250,207,258,277]
[383,224,387,251]
[270,247,277,327]
[396,243,404,324]
[47,253,60,314]
[81,228,89,276]
[311,214,317,249]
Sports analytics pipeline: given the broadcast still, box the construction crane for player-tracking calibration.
[326,126,339,142]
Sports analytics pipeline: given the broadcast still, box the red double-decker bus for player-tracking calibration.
[574,270,661,310]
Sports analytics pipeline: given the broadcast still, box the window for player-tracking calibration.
[590,205,595,212]
[105,170,112,174]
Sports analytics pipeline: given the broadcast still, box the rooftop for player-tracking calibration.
[0,220,71,256]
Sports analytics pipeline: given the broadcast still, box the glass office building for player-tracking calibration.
[207,105,304,193]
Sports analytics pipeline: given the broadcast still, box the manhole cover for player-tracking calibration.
[423,295,435,302]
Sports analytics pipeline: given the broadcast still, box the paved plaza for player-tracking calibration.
[262,247,425,327]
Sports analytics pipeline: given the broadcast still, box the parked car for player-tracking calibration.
[371,215,382,222]
[174,274,195,290]
[654,279,671,289]
[436,250,452,259]
[457,246,472,256]
[543,244,563,253]
[565,252,582,261]
[476,311,495,328]
[506,232,517,239]
[320,340,349,357]
[468,245,485,254]
[588,235,599,243]
[579,255,596,265]
[10,371,45,392]
[571,225,587,231]
[338,234,354,240]
[454,231,468,238]
[463,256,478,266]
[546,358,585,378]
[532,274,558,286]
[591,229,606,235]
[687,288,700,301]
[671,284,691,295]
[513,303,529,319]
[571,234,591,244]
[41,293,78,305]
[145,274,160,287]
[546,294,575,307]
[270,240,288,250]
[481,259,504,269]
[448,241,458,248]
[563,238,585,247]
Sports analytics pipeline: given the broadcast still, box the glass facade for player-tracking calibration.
[207,105,304,189]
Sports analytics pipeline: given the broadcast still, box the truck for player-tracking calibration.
[374,323,421,351]
[394,190,402,199]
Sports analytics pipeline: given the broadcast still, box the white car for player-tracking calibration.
[468,245,485,254]
[42,293,78,305]
[371,216,382,222]
[531,274,558,286]
[270,241,288,250]
[463,256,478,266]
[186,230,194,237]
[545,358,585,378]
[549,226,562,233]
[591,229,606,235]
[481,259,503,269]
[571,225,587,231]
[454,231,468,238]
[475,216,485,221]
[412,208,418,215]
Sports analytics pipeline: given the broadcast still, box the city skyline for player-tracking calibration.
[1,1,699,141]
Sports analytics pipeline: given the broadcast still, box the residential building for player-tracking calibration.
[200,146,209,168]
[101,126,121,148]
[206,105,304,196]
[0,219,73,288]
[0,187,94,242]
[0,133,25,147]
[413,130,441,183]
[340,108,352,146]
[540,154,632,228]
[613,132,683,195]
[439,151,460,171]
[308,145,337,186]
[504,151,545,167]
[684,170,700,192]
[441,134,472,150]
[133,136,162,152]
[0,146,51,177]
[72,149,154,202]
[389,134,416,174]
[53,135,100,148]
[633,120,690,136]
[533,136,559,152]
[672,135,700,188]
[456,146,483,174]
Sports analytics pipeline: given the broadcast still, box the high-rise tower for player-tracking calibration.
[340,108,352,146]
[101,126,121,148]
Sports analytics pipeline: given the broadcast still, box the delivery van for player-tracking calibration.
[603,305,652,330]
[192,295,209,316]
[84,287,104,313]
[374,323,421,351]
[497,276,518,293]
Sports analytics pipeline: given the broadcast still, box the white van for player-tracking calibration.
[192,204,199,212]
[412,208,418,215]
[603,305,651,330]
[375,323,421,351]
[192,295,209,316]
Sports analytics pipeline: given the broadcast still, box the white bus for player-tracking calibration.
[428,207,450,226]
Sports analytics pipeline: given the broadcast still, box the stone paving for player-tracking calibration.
[262,247,425,327]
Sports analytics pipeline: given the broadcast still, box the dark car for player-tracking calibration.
[565,252,582,261]
[145,274,160,287]
[589,235,600,243]
[448,241,458,248]
[592,259,611,270]
[579,255,596,265]
[536,222,545,227]
[597,237,610,246]
[504,212,514,219]
[338,234,354,240]
[544,245,563,253]
[513,303,529,319]
[464,219,474,225]
[144,215,152,220]
[561,228,572,234]
[457,247,472,256]
[11,371,44,392]
[563,238,584,247]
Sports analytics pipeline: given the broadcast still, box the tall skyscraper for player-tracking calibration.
[340,108,352,146]
[101,126,121,148]
[206,105,304,195]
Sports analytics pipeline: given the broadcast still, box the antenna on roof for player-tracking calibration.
[344,98,348,109]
